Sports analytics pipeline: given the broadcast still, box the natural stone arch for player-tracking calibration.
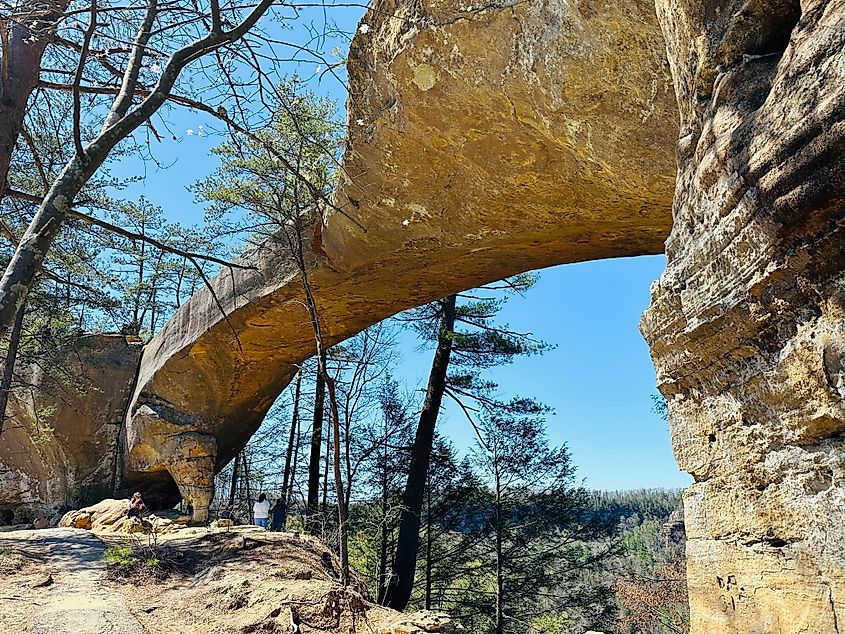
[123,0,677,511]
[117,0,845,632]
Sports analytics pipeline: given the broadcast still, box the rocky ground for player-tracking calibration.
[0,518,462,633]
[0,528,143,633]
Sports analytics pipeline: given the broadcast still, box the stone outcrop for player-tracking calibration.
[660,508,686,555]
[124,0,676,522]
[59,498,191,534]
[640,0,845,631]
[0,335,142,525]
[4,1,840,632]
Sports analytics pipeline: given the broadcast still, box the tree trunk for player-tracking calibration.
[381,294,457,609]
[322,419,330,517]
[494,469,504,634]
[0,300,26,437]
[0,0,278,331]
[280,371,301,528]
[0,1,70,194]
[132,217,146,332]
[283,218,348,582]
[378,436,389,597]
[307,354,325,528]
[228,452,240,508]
[289,401,301,505]
[425,469,433,610]
[325,372,350,584]
[242,450,253,523]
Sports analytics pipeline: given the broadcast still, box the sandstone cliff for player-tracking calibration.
[641,0,845,631]
[0,335,142,525]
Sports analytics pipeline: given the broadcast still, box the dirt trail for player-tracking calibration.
[1,525,464,633]
[0,528,143,633]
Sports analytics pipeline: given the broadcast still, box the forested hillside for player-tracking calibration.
[211,306,689,634]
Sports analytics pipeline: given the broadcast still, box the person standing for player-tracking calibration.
[253,493,270,529]
[271,498,286,531]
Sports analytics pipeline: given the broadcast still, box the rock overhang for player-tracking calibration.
[124,0,676,525]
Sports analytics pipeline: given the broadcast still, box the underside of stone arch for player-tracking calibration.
[123,0,677,517]
[114,0,844,631]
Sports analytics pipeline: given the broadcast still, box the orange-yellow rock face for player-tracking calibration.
[0,335,143,524]
[125,0,676,520]
[642,0,845,631]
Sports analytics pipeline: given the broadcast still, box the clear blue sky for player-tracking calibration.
[391,257,691,491]
[107,2,689,492]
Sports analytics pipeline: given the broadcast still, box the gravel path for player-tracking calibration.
[0,528,144,634]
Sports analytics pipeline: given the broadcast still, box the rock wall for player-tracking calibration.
[0,335,143,524]
[640,0,845,631]
[5,1,834,631]
[125,0,676,522]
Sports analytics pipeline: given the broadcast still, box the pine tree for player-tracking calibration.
[382,277,549,609]
[468,398,619,634]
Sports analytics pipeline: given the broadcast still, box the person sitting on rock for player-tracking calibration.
[219,503,236,521]
[127,492,147,518]
[253,493,270,529]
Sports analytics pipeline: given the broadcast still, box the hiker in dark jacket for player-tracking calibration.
[271,499,286,531]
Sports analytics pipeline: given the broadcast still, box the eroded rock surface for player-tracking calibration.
[641,0,845,631]
[0,335,142,525]
[59,498,191,534]
[125,0,676,518]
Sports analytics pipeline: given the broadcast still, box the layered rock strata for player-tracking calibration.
[125,0,676,522]
[0,335,143,524]
[1,2,840,631]
[641,0,845,631]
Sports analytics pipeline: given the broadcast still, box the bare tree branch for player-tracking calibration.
[210,0,222,34]
[72,0,97,159]
[4,187,251,270]
[102,0,158,130]
[38,80,363,230]
[0,0,279,330]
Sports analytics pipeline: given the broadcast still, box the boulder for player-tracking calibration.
[59,499,191,535]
